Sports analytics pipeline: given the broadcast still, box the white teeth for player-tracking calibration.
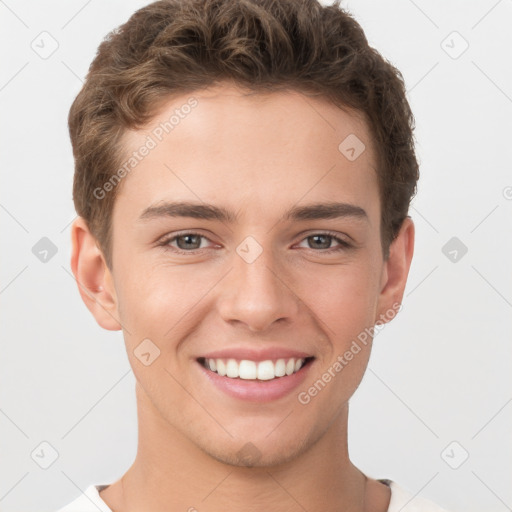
[216,359,226,377]
[239,360,257,380]
[275,358,286,377]
[257,360,275,380]
[226,359,238,378]
[203,357,307,380]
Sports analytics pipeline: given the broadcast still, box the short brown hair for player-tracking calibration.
[69,0,419,269]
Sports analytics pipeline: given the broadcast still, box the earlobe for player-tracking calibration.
[375,217,415,325]
[70,217,122,331]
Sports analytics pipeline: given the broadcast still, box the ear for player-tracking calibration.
[70,217,122,331]
[375,216,415,325]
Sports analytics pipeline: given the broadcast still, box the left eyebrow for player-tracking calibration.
[282,202,369,223]
[138,200,369,224]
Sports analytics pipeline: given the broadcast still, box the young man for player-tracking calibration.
[58,0,453,510]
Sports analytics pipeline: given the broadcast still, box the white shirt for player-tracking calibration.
[54,479,453,511]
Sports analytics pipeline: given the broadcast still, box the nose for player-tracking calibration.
[216,241,301,333]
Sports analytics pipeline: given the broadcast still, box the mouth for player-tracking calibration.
[197,356,315,381]
[195,356,316,402]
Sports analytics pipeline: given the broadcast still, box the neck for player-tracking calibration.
[112,384,368,512]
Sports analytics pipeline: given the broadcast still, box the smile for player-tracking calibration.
[198,357,314,381]
[196,354,317,402]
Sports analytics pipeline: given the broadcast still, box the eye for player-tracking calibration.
[297,232,352,252]
[158,231,214,254]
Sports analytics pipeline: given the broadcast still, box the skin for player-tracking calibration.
[71,82,414,511]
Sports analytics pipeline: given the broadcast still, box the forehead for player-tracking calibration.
[115,83,379,224]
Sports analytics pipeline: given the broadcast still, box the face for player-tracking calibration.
[74,83,413,467]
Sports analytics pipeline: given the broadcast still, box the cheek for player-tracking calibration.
[115,260,219,349]
[302,259,379,341]
[299,269,376,409]
[114,262,181,342]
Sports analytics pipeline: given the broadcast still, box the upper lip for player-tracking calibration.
[198,347,314,362]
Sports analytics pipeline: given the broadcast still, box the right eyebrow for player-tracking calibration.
[139,201,237,223]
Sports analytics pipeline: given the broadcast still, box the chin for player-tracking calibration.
[197,429,315,469]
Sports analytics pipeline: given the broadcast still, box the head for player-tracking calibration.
[70,0,417,467]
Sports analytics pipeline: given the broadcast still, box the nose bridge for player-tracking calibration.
[217,235,299,331]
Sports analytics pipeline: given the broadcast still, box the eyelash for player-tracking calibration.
[157,230,352,255]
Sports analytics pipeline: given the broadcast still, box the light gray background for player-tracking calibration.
[1,0,511,511]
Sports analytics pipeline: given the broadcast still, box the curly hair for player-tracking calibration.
[69,0,419,269]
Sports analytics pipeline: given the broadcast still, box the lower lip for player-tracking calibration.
[196,360,314,403]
